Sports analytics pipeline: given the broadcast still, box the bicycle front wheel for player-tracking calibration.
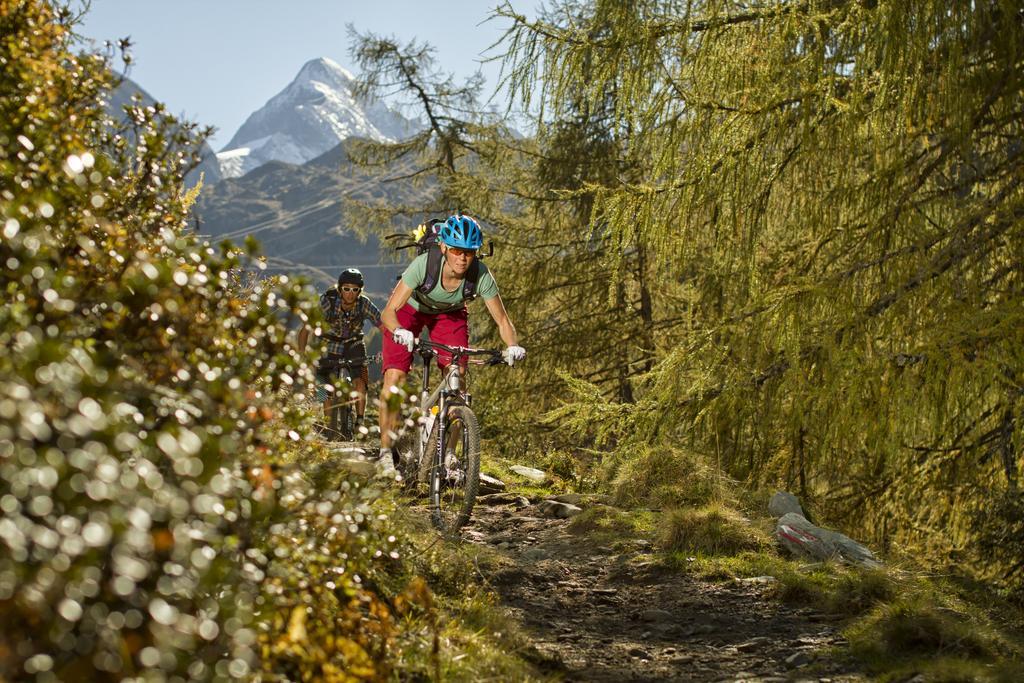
[426,405,480,535]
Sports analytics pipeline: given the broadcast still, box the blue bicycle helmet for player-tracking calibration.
[438,215,483,250]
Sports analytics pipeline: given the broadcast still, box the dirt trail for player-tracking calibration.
[461,500,868,683]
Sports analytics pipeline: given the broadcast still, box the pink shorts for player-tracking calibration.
[382,304,469,374]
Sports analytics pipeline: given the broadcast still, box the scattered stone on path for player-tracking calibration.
[785,652,812,668]
[487,533,517,545]
[514,496,531,508]
[737,575,778,585]
[538,499,582,519]
[769,491,806,518]
[462,494,867,682]
[477,492,521,506]
[551,493,584,505]
[736,636,771,652]
[510,465,548,483]
[639,609,673,623]
[521,548,548,562]
[508,515,545,524]
[479,472,507,493]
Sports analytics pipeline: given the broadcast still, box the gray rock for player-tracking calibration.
[627,647,649,659]
[510,465,548,483]
[537,499,582,518]
[737,575,778,585]
[776,512,883,568]
[514,496,531,508]
[784,652,811,668]
[551,493,584,505]
[521,548,548,562]
[737,636,771,652]
[769,491,806,518]
[737,634,770,651]
[640,609,673,623]
[487,533,515,545]
[476,492,520,506]
[479,473,507,493]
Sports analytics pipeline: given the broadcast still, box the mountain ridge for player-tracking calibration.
[216,57,420,179]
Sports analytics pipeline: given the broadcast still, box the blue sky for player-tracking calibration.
[77,1,533,149]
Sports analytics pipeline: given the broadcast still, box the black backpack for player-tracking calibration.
[385,218,482,304]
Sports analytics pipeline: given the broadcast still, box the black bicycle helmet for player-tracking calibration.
[337,268,364,288]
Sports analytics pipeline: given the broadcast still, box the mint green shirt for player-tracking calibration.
[401,252,499,313]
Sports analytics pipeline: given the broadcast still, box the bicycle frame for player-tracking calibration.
[320,353,381,406]
[318,352,381,441]
[411,348,464,477]
[406,341,501,484]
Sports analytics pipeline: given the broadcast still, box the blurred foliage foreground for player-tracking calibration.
[0,2,460,680]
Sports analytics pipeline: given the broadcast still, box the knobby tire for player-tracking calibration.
[424,405,480,535]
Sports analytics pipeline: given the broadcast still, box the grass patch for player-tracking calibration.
[609,445,725,509]
[657,503,770,556]
[673,546,1024,680]
[845,589,1024,682]
[478,453,564,501]
[567,504,635,534]
[386,507,552,682]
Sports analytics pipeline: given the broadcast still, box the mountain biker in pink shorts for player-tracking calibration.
[376,215,525,479]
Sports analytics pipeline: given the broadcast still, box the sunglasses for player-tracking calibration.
[447,247,477,257]
[339,286,362,292]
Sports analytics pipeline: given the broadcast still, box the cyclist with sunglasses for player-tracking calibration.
[299,268,383,430]
[376,215,526,479]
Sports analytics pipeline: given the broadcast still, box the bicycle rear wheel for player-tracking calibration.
[335,402,354,440]
[425,405,480,534]
[327,375,354,441]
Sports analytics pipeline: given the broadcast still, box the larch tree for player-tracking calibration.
[495,0,1024,586]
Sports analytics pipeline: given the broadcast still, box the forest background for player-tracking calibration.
[345,0,1024,592]
[2,0,1023,680]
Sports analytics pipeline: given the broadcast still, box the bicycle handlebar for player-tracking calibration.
[414,338,506,366]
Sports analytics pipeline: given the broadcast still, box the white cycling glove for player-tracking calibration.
[504,345,526,366]
[392,328,415,351]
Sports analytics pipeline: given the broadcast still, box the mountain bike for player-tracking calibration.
[317,345,381,441]
[394,339,507,535]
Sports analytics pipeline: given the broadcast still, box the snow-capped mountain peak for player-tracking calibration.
[295,56,355,86]
[217,58,418,178]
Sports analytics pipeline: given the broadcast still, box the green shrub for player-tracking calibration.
[610,445,723,509]
[0,3,406,679]
[848,597,994,660]
[567,504,638,535]
[656,503,769,556]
